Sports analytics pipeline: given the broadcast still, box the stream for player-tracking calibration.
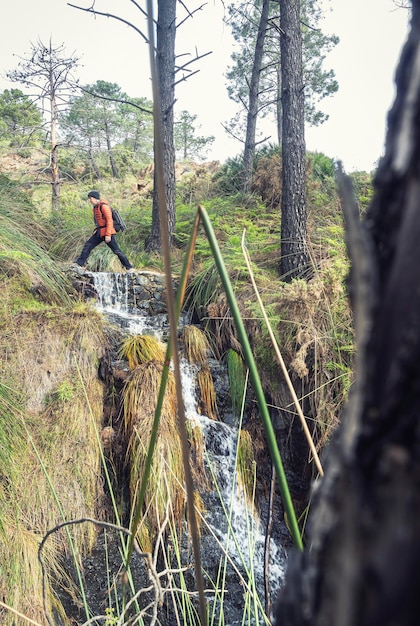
[63,270,288,626]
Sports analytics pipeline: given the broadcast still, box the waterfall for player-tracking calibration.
[180,360,287,608]
[92,272,129,313]
[90,271,189,337]
[90,271,287,624]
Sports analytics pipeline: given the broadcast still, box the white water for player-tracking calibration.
[91,272,287,621]
[91,271,190,336]
[180,359,286,600]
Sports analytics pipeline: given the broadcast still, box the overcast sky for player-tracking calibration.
[0,0,410,172]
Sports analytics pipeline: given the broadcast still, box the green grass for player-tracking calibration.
[0,147,369,624]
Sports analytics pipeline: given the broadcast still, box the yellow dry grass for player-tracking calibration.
[186,419,209,492]
[249,274,353,450]
[181,324,210,365]
[2,522,70,626]
[118,334,166,370]
[180,326,218,420]
[123,361,185,550]
[237,429,256,507]
[0,306,106,625]
[197,365,218,420]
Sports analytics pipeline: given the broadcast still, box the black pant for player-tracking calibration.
[76,233,132,269]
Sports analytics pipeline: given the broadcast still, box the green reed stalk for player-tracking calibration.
[124,211,200,564]
[241,230,324,478]
[198,205,303,550]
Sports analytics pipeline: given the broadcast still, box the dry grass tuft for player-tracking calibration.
[181,325,211,365]
[205,293,243,358]
[180,326,218,420]
[0,305,107,625]
[118,334,166,370]
[227,348,246,419]
[251,273,353,450]
[123,361,185,548]
[186,419,208,491]
[237,429,256,507]
[197,365,218,420]
[252,153,282,208]
[2,521,69,626]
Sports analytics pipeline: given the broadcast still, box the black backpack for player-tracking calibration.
[110,207,127,232]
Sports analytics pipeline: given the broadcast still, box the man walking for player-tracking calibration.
[74,191,134,271]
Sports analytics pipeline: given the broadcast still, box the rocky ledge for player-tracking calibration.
[66,266,176,316]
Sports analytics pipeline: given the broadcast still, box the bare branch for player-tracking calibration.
[67,2,149,44]
[173,68,200,88]
[177,2,208,29]
[38,517,149,626]
[221,122,244,144]
[255,133,271,146]
[128,0,148,20]
[77,83,153,114]
[173,47,212,88]
[175,49,213,75]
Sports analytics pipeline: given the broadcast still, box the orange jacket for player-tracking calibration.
[93,200,116,237]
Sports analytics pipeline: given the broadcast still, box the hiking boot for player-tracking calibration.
[126,267,136,273]
[69,263,86,274]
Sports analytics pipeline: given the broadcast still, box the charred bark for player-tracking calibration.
[275,5,420,626]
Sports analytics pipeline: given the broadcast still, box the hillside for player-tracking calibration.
[0,147,364,625]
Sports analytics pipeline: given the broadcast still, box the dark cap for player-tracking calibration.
[87,190,100,200]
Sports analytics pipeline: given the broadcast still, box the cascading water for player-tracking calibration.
[180,359,286,597]
[90,271,179,336]
[90,271,287,624]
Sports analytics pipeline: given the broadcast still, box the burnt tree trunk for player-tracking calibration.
[275,5,420,626]
[279,0,310,281]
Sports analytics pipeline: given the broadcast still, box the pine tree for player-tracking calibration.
[7,39,79,210]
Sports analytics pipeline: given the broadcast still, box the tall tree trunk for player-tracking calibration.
[242,0,270,193]
[145,0,176,253]
[275,5,420,625]
[276,62,282,145]
[50,93,60,211]
[133,123,141,154]
[88,140,101,180]
[279,0,310,280]
[105,120,119,178]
